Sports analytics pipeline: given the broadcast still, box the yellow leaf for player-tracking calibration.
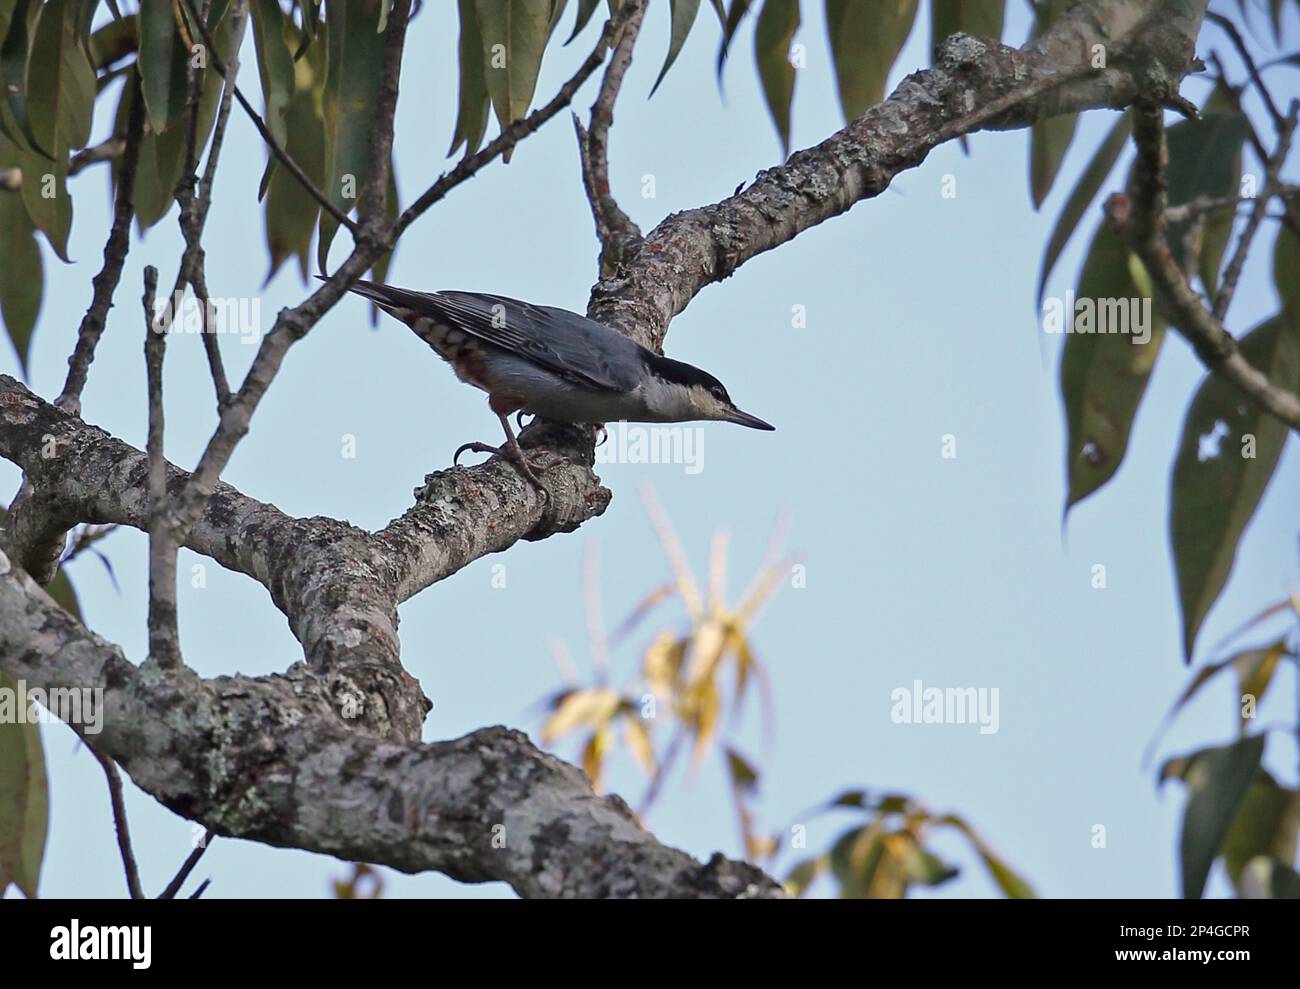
[624,716,655,776]
[688,678,721,767]
[643,631,686,698]
[685,616,728,686]
[580,726,611,791]
[540,687,620,744]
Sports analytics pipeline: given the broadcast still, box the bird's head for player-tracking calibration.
[641,354,775,430]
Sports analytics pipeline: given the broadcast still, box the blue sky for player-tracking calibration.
[5,0,1299,899]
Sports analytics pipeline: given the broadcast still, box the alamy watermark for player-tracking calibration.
[595,421,705,475]
[1041,292,1153,345]
[890,679,999,735]
[0,678,104,734]
[151,290,262,345]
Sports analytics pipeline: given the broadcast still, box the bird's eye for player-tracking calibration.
[710,385,727,402]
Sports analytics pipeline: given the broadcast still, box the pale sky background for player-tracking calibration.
[4,0,1299,899]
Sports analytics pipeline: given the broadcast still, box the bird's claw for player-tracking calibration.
[453,440,561,499]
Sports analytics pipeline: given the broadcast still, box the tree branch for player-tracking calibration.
[1211,101,1298,323]
[587,1,1209,348]
[574,0,646,276]
[1107,102,1300,431]
[157,832,213,900]
[86,743,145,899]
[0,564,782,898]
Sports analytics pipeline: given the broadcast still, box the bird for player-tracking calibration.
[338,279,775,491]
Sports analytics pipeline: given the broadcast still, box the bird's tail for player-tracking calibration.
[317,275,449,322]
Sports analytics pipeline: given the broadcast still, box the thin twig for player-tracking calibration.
[55,72,147,414]
[392,10,624,241]
[87,744,144,899]
[178,0,246,412]
[142,266,181,668]
[68,137,125,177]
[178,0,357,234]
[1207,11,1286,130]
[574,0,646,275]
[1208,52,1300,240]
[1213,102,1298,323]
[157,832,214,899]
[1162,185,1300,223]
[163,1,413,540]
[1109,103,1300,432]
[163,3,614,545]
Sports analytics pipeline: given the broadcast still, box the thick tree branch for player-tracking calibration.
[588,0,1207,348]
[0,564,781,898]
[0,376,611,738]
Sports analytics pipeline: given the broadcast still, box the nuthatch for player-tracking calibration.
[342,280,774,489]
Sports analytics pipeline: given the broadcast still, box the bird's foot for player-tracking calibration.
[453,440,559,496]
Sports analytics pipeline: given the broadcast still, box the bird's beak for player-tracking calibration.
[724,406,776,431]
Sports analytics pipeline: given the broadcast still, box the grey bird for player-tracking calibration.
[341,279,774,489]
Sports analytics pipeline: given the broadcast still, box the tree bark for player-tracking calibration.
[0,0,1206,897]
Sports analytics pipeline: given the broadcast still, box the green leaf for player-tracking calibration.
[723,745,759,794]
[716,0,753,77]
[1037,111,1130,308]
[1149,639,1288,761]
[896,835,959,887]
[89,11,139,69]
[1275,225,1300,321]
[250,0,294,150]
[265,27,326,283]
[1221,771,1300,894]
[109,77,163,228]
[1165,110,1248,302]
[1059,223,1166,510]
[131,4,236,230]
[1171,316,1300,659]
[0,134,71,261]
[317,0,387,270]
[937,813,1036,898]
[138,0,191,134]
[829,825,883,898]
[449,0,489,157]
[650,0,701,95]
[46,565,81,620]
[1240,858,1300,898]
[753,0,798,155]
[475,0,550,164]
[564,0,601,43]
[0,0,37,150]
[783,855,824,897]
[825,0,916,123]
[25,0,96,159]
[0,177,41,373]
[1025,0,1076,206]
[1161,734,1266,899]
[0,670,49,898]
[1030,113,1076,208]
[931,0,1004,48]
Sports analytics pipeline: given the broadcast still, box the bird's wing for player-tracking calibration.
[344,280,645,392]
